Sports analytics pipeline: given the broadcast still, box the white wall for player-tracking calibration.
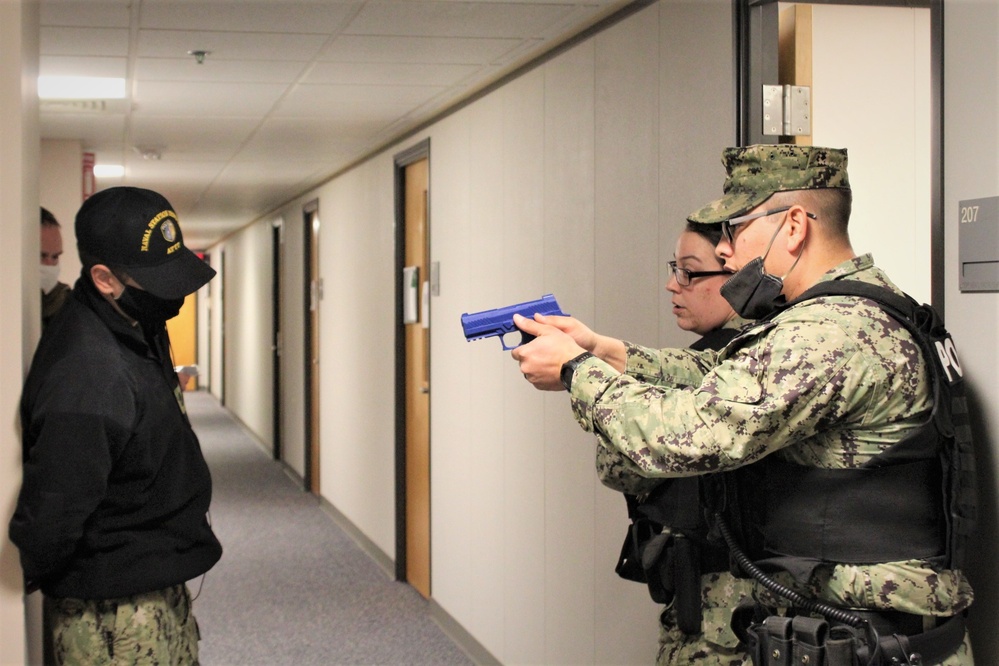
[216,2,735,662]
[1,3,39,663]
[944,1,999,662]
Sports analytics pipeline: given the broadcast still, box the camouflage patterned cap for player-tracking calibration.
[687,144,850,224]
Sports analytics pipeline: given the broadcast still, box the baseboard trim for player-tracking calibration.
[317,498,499,665]
[317,496,395,579]
[428,599,502,666]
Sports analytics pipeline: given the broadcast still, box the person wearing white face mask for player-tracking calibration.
[40,207,71,328]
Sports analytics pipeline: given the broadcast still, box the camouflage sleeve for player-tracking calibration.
[623,341,717,388]
[569,316,880,477]
[594,441,663,493]
[586,343,714,491]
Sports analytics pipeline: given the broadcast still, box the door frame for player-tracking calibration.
[393,138,431,582]
[303,199,320,493]
[735,0,943,309]
[272,219,283,461]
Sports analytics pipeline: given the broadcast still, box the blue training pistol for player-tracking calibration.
[461,294,568,350]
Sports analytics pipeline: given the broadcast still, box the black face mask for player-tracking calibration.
[116,286,185,325]
[719,256,786,319]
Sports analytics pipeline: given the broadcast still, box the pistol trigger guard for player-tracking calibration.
[499,330,535,350]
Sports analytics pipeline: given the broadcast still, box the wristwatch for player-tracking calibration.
[560,352,593,391]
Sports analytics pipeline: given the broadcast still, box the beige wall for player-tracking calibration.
[1,2,39,663]
[277,212,307,479]
[218,2,734,662]
[810,5,931,303]
[944,2,999,662]
[39,139,83,288]
[221,220,274,447]
[208,249,224,402]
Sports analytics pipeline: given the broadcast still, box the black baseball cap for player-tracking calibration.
[76,186,216,299]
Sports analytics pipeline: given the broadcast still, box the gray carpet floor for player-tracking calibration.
[185,391,474,666]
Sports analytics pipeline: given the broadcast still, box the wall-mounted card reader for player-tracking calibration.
[959,196,999,292]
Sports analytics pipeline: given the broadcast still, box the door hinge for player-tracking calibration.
[762,85,811,137]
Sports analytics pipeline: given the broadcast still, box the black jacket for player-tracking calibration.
[9,276,222,599]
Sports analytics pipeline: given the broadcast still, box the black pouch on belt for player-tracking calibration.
[746,615,864,666]
[745,615,793,666]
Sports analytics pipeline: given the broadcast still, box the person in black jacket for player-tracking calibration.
[10,187,223,665]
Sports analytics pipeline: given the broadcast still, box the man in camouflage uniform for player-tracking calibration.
[512,145,973,665]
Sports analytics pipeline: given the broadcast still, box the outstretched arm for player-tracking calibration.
[528,313,627,372]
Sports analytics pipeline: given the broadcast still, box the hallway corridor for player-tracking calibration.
[185,391,474,666]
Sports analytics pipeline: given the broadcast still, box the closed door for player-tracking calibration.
[404,157,431,598]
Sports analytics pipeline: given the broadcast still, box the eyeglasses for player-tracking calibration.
[720,206,817,244]
[666,261,732,287]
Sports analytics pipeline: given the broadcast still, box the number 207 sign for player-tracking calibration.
[959,196,999,292]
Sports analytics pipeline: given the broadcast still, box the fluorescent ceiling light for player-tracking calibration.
[93,165,125,178]
[38,76,126,100]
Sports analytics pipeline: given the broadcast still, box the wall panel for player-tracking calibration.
[426,110,478,640]
[320,156,398,556]
[463,94,510,655]
[593,0,660,346]
[216,3,737,663]
[222,220,274,445]
[658,0,737,349]
[944,2,999,662]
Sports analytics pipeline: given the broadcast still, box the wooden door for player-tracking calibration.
[166,293,197,388]
[404,158,431,598]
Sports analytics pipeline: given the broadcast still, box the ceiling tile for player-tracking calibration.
[303,61,480,86]
[273,82,446,119]
[344,1,580,39]
[41,26,131,57]
[239,117,379,160]
[133,80,290,116]
[136,57,306,84]
[41,1,132,29]
[319,34,521,64]
[138,29,328,62]
[138,1,362,34]
[130,116,262,159]
[36,0,637,247]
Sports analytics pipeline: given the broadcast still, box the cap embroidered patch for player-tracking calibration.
[161,219,177,244]
[75,186,216,299]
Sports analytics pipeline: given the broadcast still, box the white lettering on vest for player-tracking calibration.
[935,337,963,383]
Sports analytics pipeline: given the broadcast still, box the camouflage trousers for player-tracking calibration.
[49,584,200,666]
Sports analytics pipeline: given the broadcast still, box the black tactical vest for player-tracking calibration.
[617,280,976,633]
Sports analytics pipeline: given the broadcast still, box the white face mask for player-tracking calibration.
[40,264,61,294]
